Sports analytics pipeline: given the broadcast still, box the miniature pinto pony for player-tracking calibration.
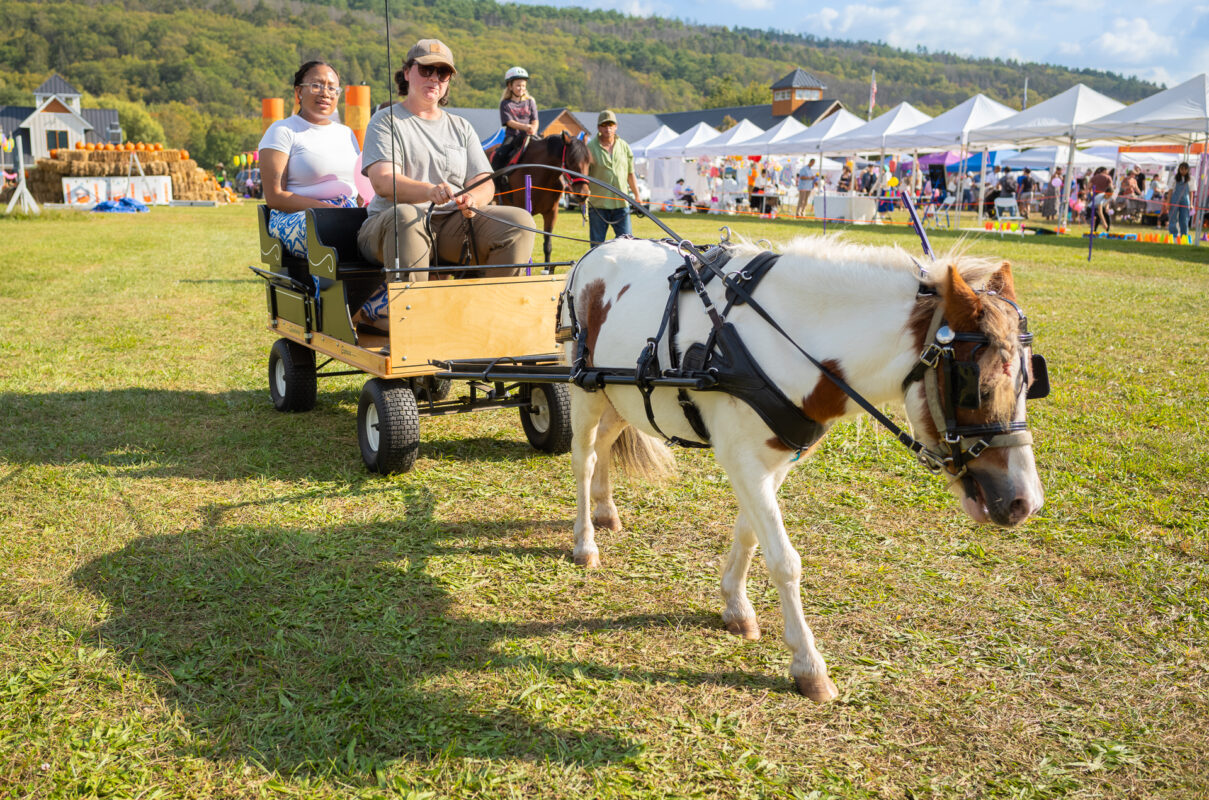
[560,235,1045,701]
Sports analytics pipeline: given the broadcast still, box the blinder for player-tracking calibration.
[950,361,982,410]
[1026,353,1049,400]
[907,294,1049,478]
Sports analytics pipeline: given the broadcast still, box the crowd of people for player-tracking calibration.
[807,159,1201,238]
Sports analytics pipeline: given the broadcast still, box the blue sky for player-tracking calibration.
[505,0,1208,88]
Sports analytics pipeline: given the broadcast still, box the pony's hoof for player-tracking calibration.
[793,673,839,703]
[574,551,602,569]
[592,513,621,532]
[725,618,761,640]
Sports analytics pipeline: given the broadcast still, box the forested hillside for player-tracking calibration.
[0,0,1161,167]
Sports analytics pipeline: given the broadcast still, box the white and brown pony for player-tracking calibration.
[560,235,1045,701]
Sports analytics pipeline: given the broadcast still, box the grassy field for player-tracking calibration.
[1,204,1207,799]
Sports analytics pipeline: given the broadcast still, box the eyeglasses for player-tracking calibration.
[415,64,454,82]
[299,83,344,96]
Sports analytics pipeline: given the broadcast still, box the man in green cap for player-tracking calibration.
[587,110,641,246]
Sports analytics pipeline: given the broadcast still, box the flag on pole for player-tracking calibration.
[867,70,877,121]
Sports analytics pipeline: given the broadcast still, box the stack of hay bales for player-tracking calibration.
[24,147,221,203]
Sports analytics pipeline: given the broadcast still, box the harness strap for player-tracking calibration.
[716,258,948,471]
[722,251,781,314]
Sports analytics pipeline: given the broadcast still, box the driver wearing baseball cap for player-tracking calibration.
[354,39,536,331]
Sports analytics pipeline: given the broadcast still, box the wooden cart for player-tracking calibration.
[252,205,574,474]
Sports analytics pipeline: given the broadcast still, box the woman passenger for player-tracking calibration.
[259,60,361,257]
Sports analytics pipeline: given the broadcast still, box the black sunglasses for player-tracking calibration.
[415,64,454,82]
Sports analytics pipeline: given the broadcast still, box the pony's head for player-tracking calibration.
[905,260,1046,527]
[557,132,592,204]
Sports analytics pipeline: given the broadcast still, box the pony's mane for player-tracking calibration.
[727,233,1003,290]
[728,234,1021,421]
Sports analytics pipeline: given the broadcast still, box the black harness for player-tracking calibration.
[563,239,1050,477]
[568,243,830,453]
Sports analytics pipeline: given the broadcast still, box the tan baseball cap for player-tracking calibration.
[406,39,456,73]
[597,110,617,126]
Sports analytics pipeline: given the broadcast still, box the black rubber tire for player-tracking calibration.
[268,338,317,412]
[358,379,420,474]
[519,383,573,454]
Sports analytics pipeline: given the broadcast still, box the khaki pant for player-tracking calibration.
[795,189,813,218]
[357,203,536,280]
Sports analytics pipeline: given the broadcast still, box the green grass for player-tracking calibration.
[1,204,1207,798]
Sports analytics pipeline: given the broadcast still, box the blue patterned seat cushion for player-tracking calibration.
[267,195,356,257]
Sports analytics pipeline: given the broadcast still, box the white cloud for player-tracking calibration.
[1090,18,1174,65]
[730,0,774,9]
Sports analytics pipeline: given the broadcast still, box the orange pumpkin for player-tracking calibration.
[85,143,96,151]
[103,143,115,151]
[180,149,189,160]
[75,141,85,150]
[135,142,147,151]
[153,143,163,151]
[49,148,59,158]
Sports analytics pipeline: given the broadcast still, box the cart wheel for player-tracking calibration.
[520,383,573,454]
[268,338,317,412]
[358,379,420,474]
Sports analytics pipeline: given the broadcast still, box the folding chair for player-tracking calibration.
[994,197,1025,236]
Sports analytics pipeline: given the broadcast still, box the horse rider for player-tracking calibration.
[490,66,539,190]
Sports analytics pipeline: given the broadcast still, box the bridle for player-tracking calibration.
[556,135,589,193]
[903,289,1049,479]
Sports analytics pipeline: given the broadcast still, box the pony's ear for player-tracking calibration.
[561,131,570,143]
[986,261,1016,302]
[943,265,983,329]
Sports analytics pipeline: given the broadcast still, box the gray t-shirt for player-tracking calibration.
[361,103,492,217]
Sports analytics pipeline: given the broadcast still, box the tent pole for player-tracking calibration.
[1194,128,1207,246]
[878,146,886,223]
[977,148,988,225]
[1062,133,1076,228]
[955,142,965,230]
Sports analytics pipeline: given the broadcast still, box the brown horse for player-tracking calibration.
[494,133,591,263]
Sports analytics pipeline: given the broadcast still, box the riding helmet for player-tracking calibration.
[504,66,529,84]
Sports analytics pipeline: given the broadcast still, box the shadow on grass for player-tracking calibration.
[0,389,553,480]
[72,487,777,781]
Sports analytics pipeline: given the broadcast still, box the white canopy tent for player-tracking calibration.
[687,119,765,157]
[725,116,808,156]
[881,94,1016,151]
[629,124,679,160]
[645,122,720,204]
[877,94,1015,229]
[967,84,1127,224]
[778,108,865,155]
[967,84,1125,148]
[1078,73,1209,142]
[1000,146,1115,171]
[823,102,932,154]
[1083,146,1198,171]
[646,121,721,158]
[1079,73,1209,243]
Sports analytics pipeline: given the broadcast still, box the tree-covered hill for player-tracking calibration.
[0,0,1161,167]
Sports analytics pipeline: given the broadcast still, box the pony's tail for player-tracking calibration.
[612,426,676,481]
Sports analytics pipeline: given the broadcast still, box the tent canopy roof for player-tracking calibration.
[824,102,933,153]
[967,84,1126,147]
[1078,73,1209,142]
[880,94,1015,150]
[646,121,720,158]
[629,124,680,159]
